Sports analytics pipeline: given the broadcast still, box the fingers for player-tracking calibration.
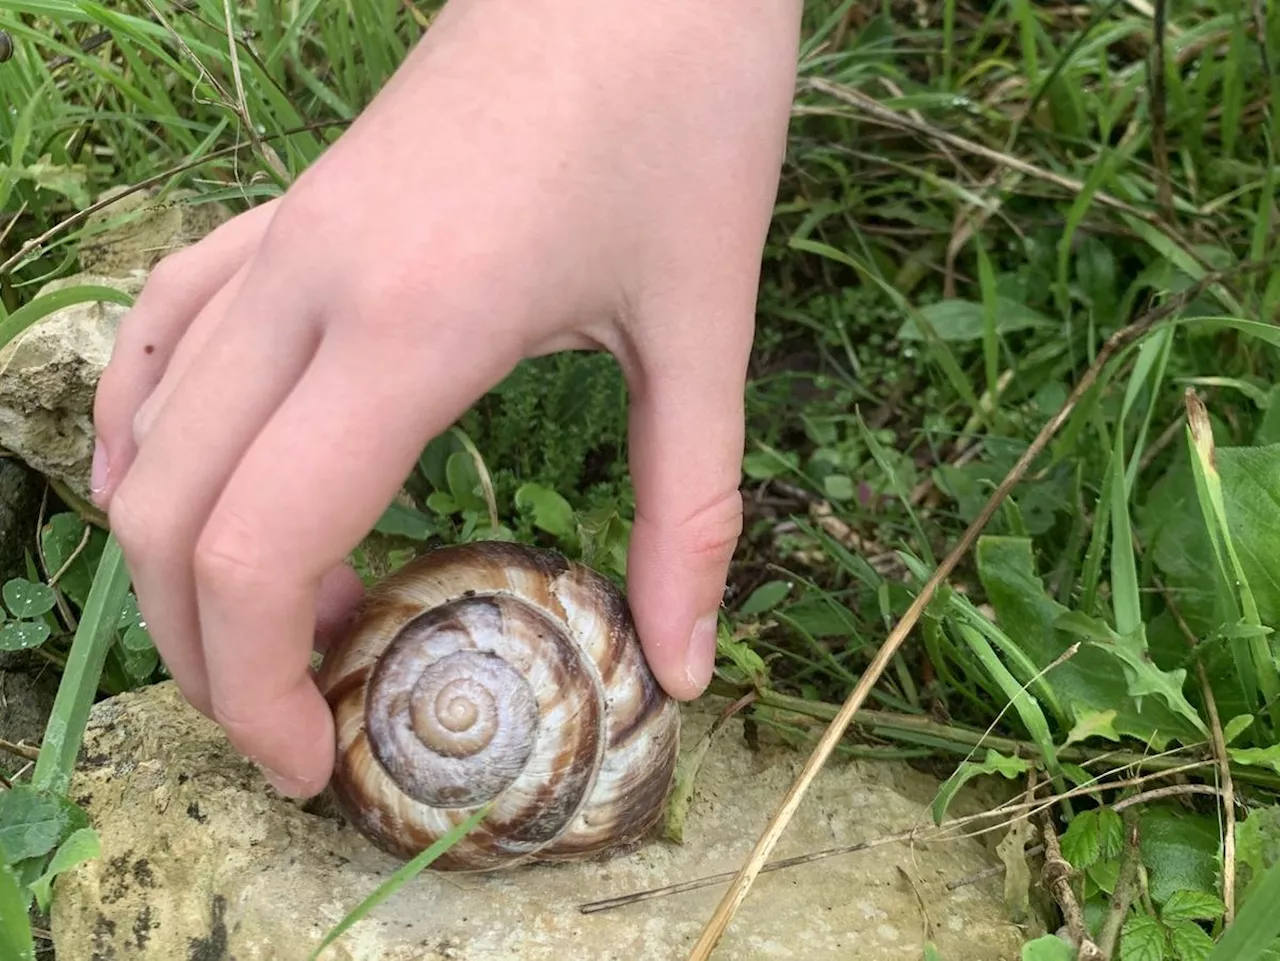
[192,318,520,795]
[91,199,279,505]
[623,309,752,701]
[106,255,323,719]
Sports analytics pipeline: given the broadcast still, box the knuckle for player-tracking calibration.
[107,483,154,560]
[659,488,745,565]
[193,509,272,596]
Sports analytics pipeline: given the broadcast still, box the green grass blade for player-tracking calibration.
[307,803,493,960]
[30,535,132,797]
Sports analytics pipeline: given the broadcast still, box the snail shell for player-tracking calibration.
[316,541,682,871]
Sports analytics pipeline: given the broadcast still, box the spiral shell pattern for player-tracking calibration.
[317,541,682,871]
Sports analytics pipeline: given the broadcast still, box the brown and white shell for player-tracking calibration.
[316,541,682,871]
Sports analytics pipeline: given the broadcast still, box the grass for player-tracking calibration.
[1,0,1280,958]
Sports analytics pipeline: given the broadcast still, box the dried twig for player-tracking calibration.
[683,265,1259,959]
[1039,803,1104,959]
[1098,813,1143,958]
[0,737,40,762]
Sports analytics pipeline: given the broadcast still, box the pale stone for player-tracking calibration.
[77,186,231,276]
[0,271,143,503]
[50,681,1030,960]
[0,187,231,503]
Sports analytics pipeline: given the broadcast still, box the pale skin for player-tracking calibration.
[90,0,804,797]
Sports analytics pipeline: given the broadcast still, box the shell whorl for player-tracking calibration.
[317,541,682,871]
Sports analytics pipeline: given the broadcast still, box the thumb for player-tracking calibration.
[622,323,750,701]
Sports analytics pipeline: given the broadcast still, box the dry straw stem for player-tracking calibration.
[684,268,1253,959]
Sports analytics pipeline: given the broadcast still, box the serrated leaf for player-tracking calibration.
[931,749,1030,824]
[1064,708,1121,746]
[0,620,50,651]
[1167,920,1214,961]
[1162,890,1226,924]
[977,536,1206,750]
[1120,915,1167,961]
[1062,809,1104,868]
[0,786,89,865]
[2,578,55,619]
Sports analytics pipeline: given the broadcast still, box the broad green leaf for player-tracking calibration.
[1140,805,1222,906]
[896,296,1054,341]
[514,483,575,540]
[0,786,89,865]
[977,536,1206,749]
[1,578,55,619]
[1161,890,1226,924]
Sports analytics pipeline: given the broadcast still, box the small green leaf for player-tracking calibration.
[1161,890,1226,924]
[897,296,1054,342]
[738,580,791,616]
[373,501,435,541]
[513,483,575,540]
[0,621,50,651]
[1224,715,1256,745]
[1021,934,1073,960]
[2,579,55,619]
[28,827,100,913]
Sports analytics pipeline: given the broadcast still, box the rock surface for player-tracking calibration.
[51,682,1030,960]
[0,188,230,504]
[0,271,144,503]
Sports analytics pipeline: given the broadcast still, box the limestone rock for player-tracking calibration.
[0,187,231,502]
[50,682,1029,960]
[78,186,231,276]
[0,272,144,503]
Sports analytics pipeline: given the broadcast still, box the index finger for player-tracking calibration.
[192,318,519,796]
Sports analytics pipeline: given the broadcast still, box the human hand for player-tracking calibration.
[90,0,801,797]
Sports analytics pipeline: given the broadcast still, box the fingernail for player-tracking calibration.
[259,763,314,799]
[90,438,109,496]
[684,612,720,692]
